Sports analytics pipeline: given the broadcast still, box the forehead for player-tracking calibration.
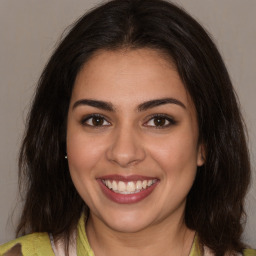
[71,48,193,110]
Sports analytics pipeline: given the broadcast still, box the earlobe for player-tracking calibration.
[197,144,205,166]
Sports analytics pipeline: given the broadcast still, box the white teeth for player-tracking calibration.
[112,181,118,191]
[118,181,126,192]
[103,179,157,194]
[127,181,135,192]
[107,180,112,189]
[142,180,147,189]
[136,180,142,190]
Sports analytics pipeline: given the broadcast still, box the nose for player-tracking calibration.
[106,126,146,167]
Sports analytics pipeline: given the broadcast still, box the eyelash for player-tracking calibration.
[143,114,177,129]
[80,114,176,129]
[81,114,111,128]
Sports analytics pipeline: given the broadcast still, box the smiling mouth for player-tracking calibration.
[102,179,158,194]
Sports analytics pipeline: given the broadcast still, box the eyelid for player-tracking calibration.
[81,113,111,127]
[143,114,177,128]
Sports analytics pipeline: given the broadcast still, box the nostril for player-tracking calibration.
[106,141,146,167]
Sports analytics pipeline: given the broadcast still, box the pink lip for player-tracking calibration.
[97,175,159,204]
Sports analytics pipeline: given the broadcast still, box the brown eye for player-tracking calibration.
[153,117,167,127]
[144,115,176,128]
[92,116,104,126]
[82,115,111,127]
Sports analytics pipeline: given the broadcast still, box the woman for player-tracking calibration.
[0,0,255,255]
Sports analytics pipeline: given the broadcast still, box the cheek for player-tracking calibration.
[147,130,199,179]
[149,133,198,205]
[66,130,109,204]
[66,129,106,177]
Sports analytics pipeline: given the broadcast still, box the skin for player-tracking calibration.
[66,48,204,256]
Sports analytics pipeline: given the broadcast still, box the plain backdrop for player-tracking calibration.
[0,0,255,248]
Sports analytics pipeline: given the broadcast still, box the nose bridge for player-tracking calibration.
[106,122,145,167]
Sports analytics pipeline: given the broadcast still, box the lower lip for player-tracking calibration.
[97,180,159,204]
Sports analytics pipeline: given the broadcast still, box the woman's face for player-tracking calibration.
[66,48,204,232]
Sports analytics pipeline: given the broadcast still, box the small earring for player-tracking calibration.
[65,155,68,159]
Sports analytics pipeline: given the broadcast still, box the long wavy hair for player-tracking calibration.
[17,0,251,255]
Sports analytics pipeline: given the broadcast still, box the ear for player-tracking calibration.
[197,143,205,166]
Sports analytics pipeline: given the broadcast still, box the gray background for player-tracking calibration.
[0,0,255,248]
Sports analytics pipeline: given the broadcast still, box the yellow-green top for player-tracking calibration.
[0,214,255,256]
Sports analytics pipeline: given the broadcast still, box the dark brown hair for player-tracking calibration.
[17,0,251,255]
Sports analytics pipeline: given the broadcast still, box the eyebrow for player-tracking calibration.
[72,99,114,111]
[72,98,186,111]
[137,98,186,111]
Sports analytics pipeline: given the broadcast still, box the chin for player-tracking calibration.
[99,209,155,233]
[106,219,151,233]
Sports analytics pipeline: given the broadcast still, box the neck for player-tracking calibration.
[86,211,195,256]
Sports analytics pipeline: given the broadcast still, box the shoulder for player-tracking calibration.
[190,235,256,256]
[242,248,256,256]
[0,232,54,256]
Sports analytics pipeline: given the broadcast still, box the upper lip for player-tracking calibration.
[97,174,159,182]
